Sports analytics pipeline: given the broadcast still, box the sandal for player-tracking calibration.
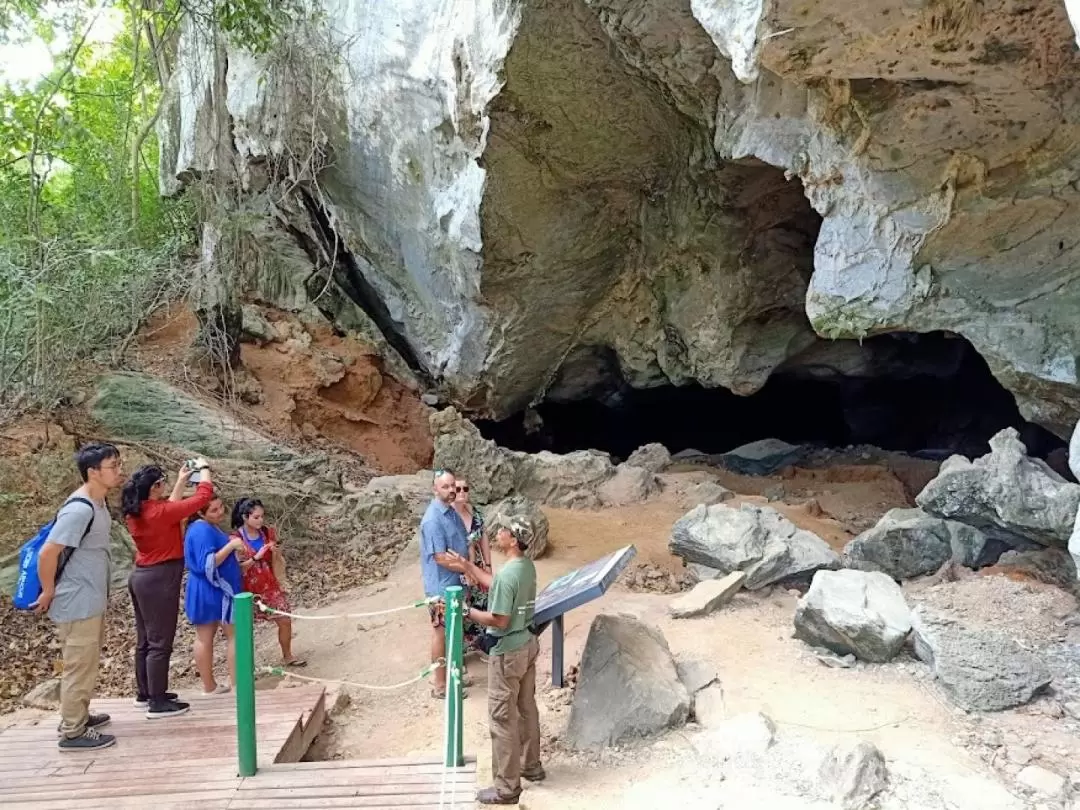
[283,658,307,667]
[430,688,469,700]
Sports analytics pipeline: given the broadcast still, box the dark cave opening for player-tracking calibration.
[477,331,1067,465]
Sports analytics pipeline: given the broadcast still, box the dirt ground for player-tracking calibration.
[240,474,1072,809]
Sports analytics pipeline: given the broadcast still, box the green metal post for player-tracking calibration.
[234,592,258,777]
[443,584,465,768]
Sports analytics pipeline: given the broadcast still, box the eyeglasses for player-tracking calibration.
[455,486,469,493]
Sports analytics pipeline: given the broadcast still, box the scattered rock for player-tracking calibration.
[624,443,671,474]
[1006,745,1033,766]
[21,678,61,709]
[993,546,1078,589]
[819,740,888,810]
[910,606,1052,711]
[696,712,776,758]
[669,571,746,619]
[485,496,550,559]
[517,449,617,509]
[598,463,658,507]
[686,562,723,582]
[717,438,805,476]
[241,304,276,343]
[916,428,1080,548]
[680,480,735,509]
[812,647,857,669]
[675,657,718,696]
[691,684,726,727]
[670,503,840,590]
[1017,765,1066,797]
[842,508,994,580]
[430,407,615,508]
[623,563,694,594]
[358,472,433,519]
[762,484,787,502]
[565,614,689,749]
[794,569,912,662]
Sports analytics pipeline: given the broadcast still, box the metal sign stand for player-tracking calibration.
[532,544,636,687]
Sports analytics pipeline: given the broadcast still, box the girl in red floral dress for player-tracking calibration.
[230,498,305,667]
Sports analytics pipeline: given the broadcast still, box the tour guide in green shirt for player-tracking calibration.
[449,521,544,805]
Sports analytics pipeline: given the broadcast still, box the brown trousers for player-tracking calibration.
[487,636,541,797]
[56,614,105,738]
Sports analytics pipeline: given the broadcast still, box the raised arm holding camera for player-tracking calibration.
[121,457,214,719]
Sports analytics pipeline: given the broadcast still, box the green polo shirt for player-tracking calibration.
[487,556,537,656]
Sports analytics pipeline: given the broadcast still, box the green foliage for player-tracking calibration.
[211,0,304,55]
[0,0,195,417]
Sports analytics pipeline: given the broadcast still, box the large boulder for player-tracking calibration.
[349,472,433,521]
[794,570,912,662]
[597,463,659,507]
[565,614,690,749]
[716,439,805,476]
[430,408,614,508]
[916,429,1080,548]
[517,450,615,509]
[484,496,549,559]
[842,508,993,580]
[624,443,671,474]
[430,408,518,504]
[670,503,840,589]
[910,606,1052,711]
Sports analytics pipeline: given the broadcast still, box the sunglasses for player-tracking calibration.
[455,486,469,493]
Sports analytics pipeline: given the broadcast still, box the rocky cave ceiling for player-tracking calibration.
[161,0,1080,437]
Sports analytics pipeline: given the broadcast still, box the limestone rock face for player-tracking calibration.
[161,0,1080,434]
[916,428,1080,547]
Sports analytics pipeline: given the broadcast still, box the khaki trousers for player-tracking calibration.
[55,614,105,738]
[487,636,541,797]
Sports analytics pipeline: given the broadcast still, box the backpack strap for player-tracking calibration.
[55,497,97,579]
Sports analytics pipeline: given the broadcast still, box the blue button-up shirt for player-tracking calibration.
[419,498,470,597]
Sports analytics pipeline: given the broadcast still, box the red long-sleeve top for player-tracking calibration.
[126,481,216,566]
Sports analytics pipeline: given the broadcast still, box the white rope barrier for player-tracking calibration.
[256,596,439,621]
[259,660,443,692]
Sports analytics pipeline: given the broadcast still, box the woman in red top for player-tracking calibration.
[230,498,305,667]
[121,459,215,718]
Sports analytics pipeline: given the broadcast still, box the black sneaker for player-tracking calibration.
[58,726,116,752]
[522,766,547,782]
[134,691,178,707]
[56,713,110,735]
[146,698,190,719]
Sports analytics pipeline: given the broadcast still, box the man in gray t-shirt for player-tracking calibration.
[35,442,124,751]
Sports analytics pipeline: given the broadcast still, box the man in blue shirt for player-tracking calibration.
[420,469,470,698]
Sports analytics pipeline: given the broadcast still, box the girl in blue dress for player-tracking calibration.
[184,494,244,696]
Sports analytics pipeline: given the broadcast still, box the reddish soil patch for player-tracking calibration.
[134,305,433,473]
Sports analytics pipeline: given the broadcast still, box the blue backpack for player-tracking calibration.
[12,497,96,610]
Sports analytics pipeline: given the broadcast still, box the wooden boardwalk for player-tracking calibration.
[0,685,476,809]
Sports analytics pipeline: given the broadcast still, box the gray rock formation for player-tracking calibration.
[484,495,550,559]
[670,503,840,589]
[159,0,1080,436]
[597,464,659,507]
[624,443,672,474]
[819,741,888,810]
[675,657,719,696]
[565,613,690,749]
[911,606,1052,711]
[669,571,746,618]
[842,508,992,580]
[716,439,805,476]
[430,407,614,508]
[794,569,912,662]
[916,428,1080,547]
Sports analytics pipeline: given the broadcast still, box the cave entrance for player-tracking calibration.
[477,331,1066,464]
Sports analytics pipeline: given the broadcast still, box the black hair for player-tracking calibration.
[120,465,165,517]
[230,497,265,530]
[75,442,120,483]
